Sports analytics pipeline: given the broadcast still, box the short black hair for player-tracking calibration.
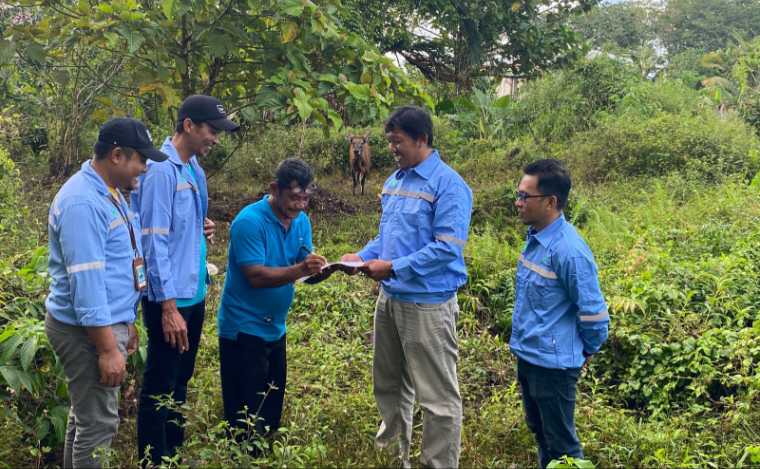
[93,142,135,160]
[384,105,433,146]
[275,158,314,189]
[523,159,572,210]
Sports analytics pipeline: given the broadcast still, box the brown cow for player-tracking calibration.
[348,134,371,195]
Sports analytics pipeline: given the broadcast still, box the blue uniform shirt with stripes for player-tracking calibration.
[357,150,473,303]
[509,214,610,369]
[131,137,209,303]
[46,160,141,326]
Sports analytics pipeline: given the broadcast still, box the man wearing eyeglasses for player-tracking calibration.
[511,159,609,469]
[132,95,239,465]
[216,158,326,443]
[341,106,472,468]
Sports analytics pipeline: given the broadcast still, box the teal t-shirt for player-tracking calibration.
[217,196,312,341]
[176,164,207,307]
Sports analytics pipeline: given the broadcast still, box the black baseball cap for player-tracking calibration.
[97,118,169,162]
[178,95,240,132]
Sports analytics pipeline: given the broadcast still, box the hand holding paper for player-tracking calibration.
[298,253,365,285]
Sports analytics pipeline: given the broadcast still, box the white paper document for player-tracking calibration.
[297,260,365,284]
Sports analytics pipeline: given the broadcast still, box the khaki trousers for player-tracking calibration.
[373,289,462,468]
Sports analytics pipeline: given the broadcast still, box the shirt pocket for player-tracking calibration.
[526,274,564,317]
[172,184,196,232]
[399,197,433,233]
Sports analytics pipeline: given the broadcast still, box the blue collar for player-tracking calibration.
[161,137,195,167]
[81,160,110,196]
[529,214,566,248]
[410,150,440,180]
[260,194,296,230]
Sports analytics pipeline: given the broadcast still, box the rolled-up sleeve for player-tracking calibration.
[563,255,610,355]
[58,203,111,326]
[391,180,472,281]
[139,168,176,301]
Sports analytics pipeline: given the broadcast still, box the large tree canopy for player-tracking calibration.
[344,0,598,93]
[658,0,760,55]
[2,0,430,175]
[572,1,655,52]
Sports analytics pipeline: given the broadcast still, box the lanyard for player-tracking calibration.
[106,193,139,258]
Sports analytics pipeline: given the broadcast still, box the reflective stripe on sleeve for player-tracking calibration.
[142,227,170,236]
[518,255,558,279]
[109,212,137,231]
[580,310,610,322]
[66,261,106,274]
[435,234,466,247]
[381,188,435,203]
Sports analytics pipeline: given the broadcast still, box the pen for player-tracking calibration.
[299,245,312,259]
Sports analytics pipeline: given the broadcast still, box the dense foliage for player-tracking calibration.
[3,1,760,467]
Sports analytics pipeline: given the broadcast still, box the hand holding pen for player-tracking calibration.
[299,245,328,277]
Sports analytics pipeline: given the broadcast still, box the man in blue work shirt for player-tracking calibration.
[342,106,473,468]
[45,118,169,468]
[217,158,326,443]
[510,159,609,469]
[132,95,239,465]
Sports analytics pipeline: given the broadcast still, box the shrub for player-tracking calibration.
[510,57,639,143]
[218,125,397,188]
[563,110,760,182]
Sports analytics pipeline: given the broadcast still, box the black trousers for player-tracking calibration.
[517,358,583,469]
[137,299,205,466]
[219,332,287,438]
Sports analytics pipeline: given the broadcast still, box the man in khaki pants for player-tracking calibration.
[342,106,473,468]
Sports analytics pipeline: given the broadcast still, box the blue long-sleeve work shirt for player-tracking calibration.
[358,150,473,303]
[46,160,141,326]
[131,137,208,303]
[510,214,610,369]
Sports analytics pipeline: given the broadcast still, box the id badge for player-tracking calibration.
[133,257,147,291]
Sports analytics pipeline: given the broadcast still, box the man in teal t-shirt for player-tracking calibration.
[176,163,207,308]
[217,158,326,440]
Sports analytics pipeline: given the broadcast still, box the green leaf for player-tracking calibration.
[116,25,145,53]
[17,369,34,393]
[50,405,69,444]
[292,90,313,121]
[0,366,21,393]
[493,95,511,109]
[281,22,300,44]
[96,3,113,14]
[162,0,175,20]
[207,31,230,57]
[327,109,343,130]
[19,335,38,371]
[281,0,305,17]
[343,82,371,101]
[0,333,23,363]
[24,43,46,63]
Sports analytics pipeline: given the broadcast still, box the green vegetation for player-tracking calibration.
[2,0,760,467]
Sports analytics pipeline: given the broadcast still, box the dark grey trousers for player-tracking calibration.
[45,314,129,469]
[517,358,583,469]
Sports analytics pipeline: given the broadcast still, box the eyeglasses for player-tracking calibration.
[516,191,551,202]
[288,184,317,197]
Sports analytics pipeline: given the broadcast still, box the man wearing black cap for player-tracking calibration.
[45,118,168,468]
[133,95,239,465]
